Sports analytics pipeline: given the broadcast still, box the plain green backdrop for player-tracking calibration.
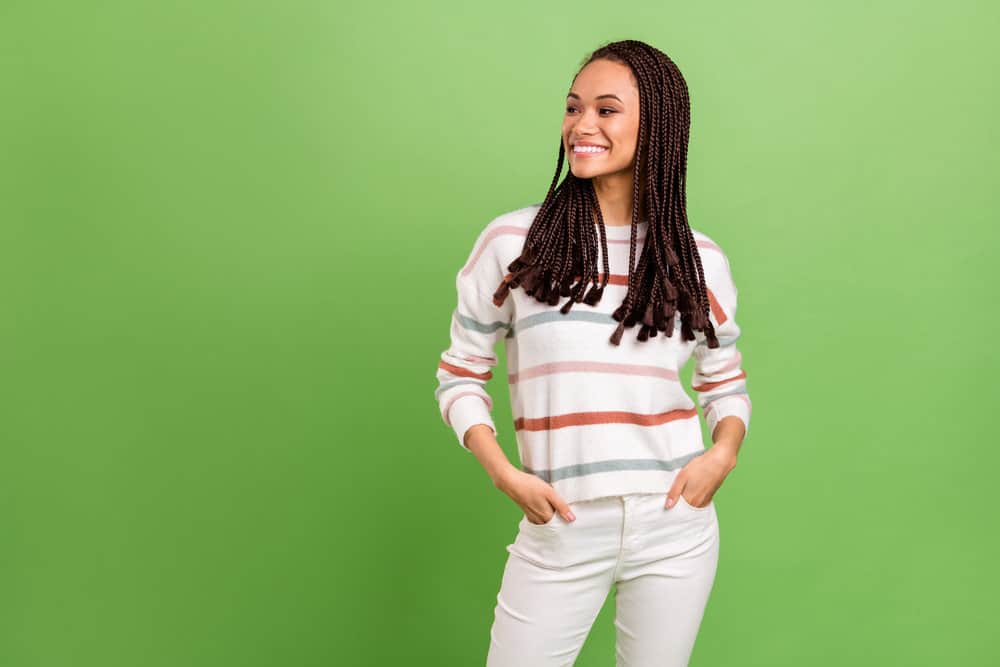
[1,0,997,665]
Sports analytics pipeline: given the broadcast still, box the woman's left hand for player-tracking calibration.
[665,446,737,509]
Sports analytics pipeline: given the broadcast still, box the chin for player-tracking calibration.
[571,165,614,180]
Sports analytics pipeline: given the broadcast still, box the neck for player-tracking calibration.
[592,167,646,226]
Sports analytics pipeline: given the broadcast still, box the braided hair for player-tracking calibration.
[491,39,720,349]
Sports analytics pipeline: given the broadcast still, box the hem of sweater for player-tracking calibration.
[547,465,703,505]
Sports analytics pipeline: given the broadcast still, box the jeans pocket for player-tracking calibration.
[524,508,561,527]
[677,494,713,512]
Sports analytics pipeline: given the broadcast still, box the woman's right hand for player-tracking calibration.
[496,467,575,525]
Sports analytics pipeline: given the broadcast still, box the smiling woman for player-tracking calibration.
[490,44,722,353]
[434,38,752,667]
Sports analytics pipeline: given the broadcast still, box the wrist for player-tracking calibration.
[708,440,739,470]
[492,463,519,491]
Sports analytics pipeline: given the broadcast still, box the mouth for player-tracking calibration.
[571,143,609,157]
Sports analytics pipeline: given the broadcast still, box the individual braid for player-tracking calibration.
[492,39,720,348]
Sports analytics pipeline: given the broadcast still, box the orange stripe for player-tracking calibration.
[438,360,492,381]
[462,228,729,325]
[572,271,628,286]
[706,287,727,325]
[692,370,747,392]
[514,407,698,431]
[567,277,726,325]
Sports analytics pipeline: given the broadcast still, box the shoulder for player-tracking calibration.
[477,202,539,247]
[462,202,539,270]
[690,227,729,262]
[690,227,734,276]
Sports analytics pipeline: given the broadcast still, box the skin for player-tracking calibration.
[463,59,746,523]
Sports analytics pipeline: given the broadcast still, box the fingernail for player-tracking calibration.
[665,498,674,508]
[567,512,576,521]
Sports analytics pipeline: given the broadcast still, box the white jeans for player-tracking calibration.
[487,492,720,667]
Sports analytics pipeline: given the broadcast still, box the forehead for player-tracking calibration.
[568,59,637,100]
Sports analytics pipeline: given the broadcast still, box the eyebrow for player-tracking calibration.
[566,92,624,103]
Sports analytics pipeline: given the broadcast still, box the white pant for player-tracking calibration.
[487,492,720,667]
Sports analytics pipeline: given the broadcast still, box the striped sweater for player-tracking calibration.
[435,203,752,504]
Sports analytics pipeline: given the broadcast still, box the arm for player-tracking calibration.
[434,224,515,454]
[691,243,752,468]
[464,424,517,488]
[435,224,576,520]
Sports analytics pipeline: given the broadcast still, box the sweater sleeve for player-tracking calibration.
[435,224,515,451]
[691,241,752,441]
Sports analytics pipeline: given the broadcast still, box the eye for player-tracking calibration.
[565,106,618,115]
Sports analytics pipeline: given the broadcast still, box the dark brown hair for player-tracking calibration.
[491,39,720,349]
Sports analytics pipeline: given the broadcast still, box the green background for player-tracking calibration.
[2,0,997,665]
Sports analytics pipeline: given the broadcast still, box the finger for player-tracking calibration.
[551,495,576,521]
[528,505,549,524]
[535,498,557,524]
[665,480,684,509]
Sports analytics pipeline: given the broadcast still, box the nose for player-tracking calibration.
[570,109,600,138]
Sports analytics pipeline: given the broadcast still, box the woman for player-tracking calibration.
[434,39,751,666]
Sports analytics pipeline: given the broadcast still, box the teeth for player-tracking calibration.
[574,145,607,153]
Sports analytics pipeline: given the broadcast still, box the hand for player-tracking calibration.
[665,447,736,509]
[496,468,576,525]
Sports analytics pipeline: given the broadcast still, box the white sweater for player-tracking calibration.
[435,204,752,504]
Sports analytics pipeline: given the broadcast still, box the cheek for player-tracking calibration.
[611,135,636,160]
[611,122,637,150]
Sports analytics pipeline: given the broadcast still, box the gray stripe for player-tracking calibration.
[701,385,749,403]
[523,450,705,483]
[455,310,511,334]
[434,378,487,400]
[509,310,614,337]
[711,333,741,346]
[503,308,740,345]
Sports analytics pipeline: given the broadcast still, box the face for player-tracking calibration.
[562,58,641,181]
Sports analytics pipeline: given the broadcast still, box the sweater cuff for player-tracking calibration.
[704,394,751,441]
[447,394,497,451]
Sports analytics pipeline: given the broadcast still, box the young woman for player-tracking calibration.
[435,39,752,666]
